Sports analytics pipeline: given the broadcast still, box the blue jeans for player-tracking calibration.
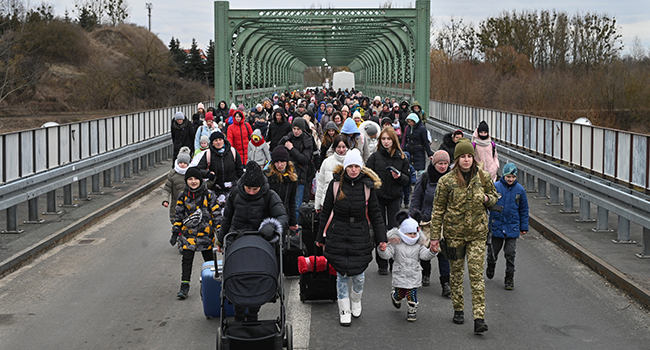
[337,272,365,299]
[294,184,305,221]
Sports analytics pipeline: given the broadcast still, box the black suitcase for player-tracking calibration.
[283,229,307,277]
[299,250,337,302]
[298,204,320,256]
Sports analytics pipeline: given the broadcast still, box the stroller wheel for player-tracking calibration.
[216,326,222,350]
[285,323,293,350]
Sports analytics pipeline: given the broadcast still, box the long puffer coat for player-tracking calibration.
[489,177,529,238]
[401,120,432,171]
[171,118,195,158]
[196,141,243,194]
[217,181,289,245]
[378,228,437,289]
[365,145,411,201]
[227,113,253,164]
[162,163,187,223]
[172,182,220,251]
[316,166,387,276]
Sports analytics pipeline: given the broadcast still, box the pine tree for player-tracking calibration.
[184,38,204,81]
[168,37,186,75]
[205,40,215,86]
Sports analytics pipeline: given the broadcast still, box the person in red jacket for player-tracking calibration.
[227,111,253,164]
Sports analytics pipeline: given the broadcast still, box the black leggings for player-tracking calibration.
[181,249,213,282]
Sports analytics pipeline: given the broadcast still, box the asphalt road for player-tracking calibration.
[0,190,649,349]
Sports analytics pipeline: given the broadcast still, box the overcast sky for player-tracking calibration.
[50,0,649,56]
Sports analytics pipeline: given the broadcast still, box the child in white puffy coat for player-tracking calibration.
[378,210,437,322]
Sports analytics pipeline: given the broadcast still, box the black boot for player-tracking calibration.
[440,275,451,298]
[422,275,430,286]
[453,310,464,324]
[474,318,488,333]
[486,262,495,279]
[505,272,514,290]
[177,282,190,299]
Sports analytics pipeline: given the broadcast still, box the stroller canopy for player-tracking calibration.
[223,235,279,308]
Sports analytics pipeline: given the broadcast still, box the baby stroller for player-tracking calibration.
[217,231,293,350]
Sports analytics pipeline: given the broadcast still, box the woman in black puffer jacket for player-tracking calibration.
[316,149,387,327]
[264,146,298,229]
[365,127,411,274]
[267,108,292,151]
[401,113,433,172]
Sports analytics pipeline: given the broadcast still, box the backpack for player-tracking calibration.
[472,141,496,158]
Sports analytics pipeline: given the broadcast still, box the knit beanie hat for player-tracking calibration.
[503,163,518,177]
[381,117,393,126]
[210,130,225,142]
[398,217,419,235]
[432,150,450,165]
[176,151,191,165]
[242,161,266,187]
[271,146,290,163]
[478,121,489,134]
[174,111,185,120]
[343,149,364,171]
[184,167,203,183]
[197,103,205,110]
[406,113,419,124]
[364,123,378,136]
[205,112,214,121]
[199,135,210,144]
[292,117,308,133]
[454,138,474,160]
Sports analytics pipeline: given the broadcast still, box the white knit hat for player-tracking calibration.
[398,217,419,235]
[343,149,363,170]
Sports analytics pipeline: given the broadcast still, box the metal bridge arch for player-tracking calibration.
[214,1,431,114]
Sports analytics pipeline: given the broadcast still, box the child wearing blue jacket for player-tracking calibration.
[486,163,529,290]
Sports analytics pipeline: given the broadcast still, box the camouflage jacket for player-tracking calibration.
[172,184,220,251]
[429,169,498,242]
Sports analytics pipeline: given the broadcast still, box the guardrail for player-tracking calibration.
[430,100,650,193]
[426,117,650,259]
[0,101,214,233]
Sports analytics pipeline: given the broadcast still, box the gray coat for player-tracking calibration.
[378,228,437,289]
[162,167,187,223]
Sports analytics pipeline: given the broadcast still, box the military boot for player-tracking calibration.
[453,310,464,324]
[505,272,514,290]
[474,318,488,333]
[440,275,451,298]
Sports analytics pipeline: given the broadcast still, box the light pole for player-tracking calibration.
[145,3,153,31]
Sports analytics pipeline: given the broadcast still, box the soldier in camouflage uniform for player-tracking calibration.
[429,138,497,333]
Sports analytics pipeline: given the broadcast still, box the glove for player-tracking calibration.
[260,223,276,241]
[207,172,216,181]
[169,233,178,246]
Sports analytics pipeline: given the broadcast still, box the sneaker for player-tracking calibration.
[441,282,451,298]
[486,263,495,279]
[390,291,402,309]
[177,282,190,299]
[378,267,388,275]
[452,310,464,324]
[505,278,514,290]
[422,276,430,286]
[474,318,488,333]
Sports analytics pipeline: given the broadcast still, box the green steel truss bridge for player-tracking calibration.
[213,0,431,114]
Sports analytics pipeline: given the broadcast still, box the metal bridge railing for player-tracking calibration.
[0,101,214,233]
[427,101,650,259]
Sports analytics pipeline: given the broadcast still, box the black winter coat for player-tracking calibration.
[410,163,446,219]
[316,167,387,276]
[214,100,229,123]
[171,118,195,157]
[438,132,456,161]
[196,142,243,194]
[217,181,289,244]
[401,120,432,171]
[267,111,292,151]
[279,132,313,185]
[265,168,298,227]
[365,146,410,201]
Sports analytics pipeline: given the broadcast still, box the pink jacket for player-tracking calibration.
[472,129,500,182]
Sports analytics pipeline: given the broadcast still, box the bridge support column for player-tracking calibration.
[43,190,62,215]
[61,184,77,208]
[576,198,594,222]
[76,178,91,201]
[612,217,635,244]
[90,174,103,195]
[2,206,24,234]
[525,172,535,192]
[547,184,562,206]
[132,159,140,175]
[114,165,122,184]
[535,179,548,199]
[123,161,132,179]
[560,191,578,213]
[148,153,155,167]
[592,207,613,232]
[141,155,148,171]
[155,150,162,164]
[636,227,650,259]
[24,198,44,224]
[103,169,113,189]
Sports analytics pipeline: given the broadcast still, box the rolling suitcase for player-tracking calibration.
[283,229,307,277]
[200,260,235,318]
[299,250,337,302]
[298,203,320,256]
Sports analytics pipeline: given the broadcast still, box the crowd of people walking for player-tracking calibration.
[164,87,529,334]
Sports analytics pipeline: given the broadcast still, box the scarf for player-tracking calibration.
[473,136,492,147]
[251,137,265,147]
[174,160,188,175]
[399,231,420,246]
